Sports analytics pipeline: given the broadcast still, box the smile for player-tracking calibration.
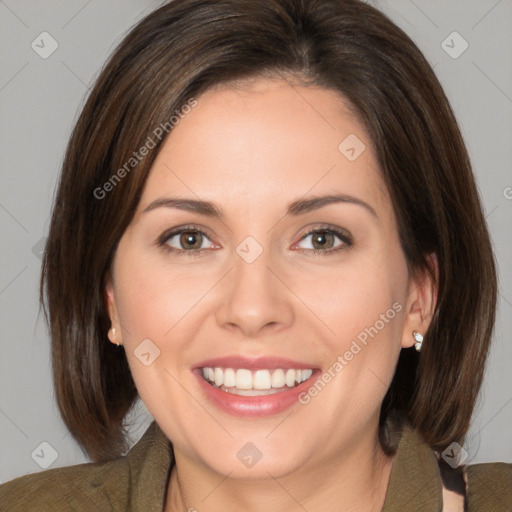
[201,367,314,396]
[194,356,320,416]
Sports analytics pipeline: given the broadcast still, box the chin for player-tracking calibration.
[191,434,316,480]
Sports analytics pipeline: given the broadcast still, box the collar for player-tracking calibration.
[382,423,443,511]
[123,421,442,511]
[124,421,175,511]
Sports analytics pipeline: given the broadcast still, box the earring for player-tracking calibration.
[111,327,120,346]
[413,331,423,352]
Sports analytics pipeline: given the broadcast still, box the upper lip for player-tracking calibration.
[193,356,319,371]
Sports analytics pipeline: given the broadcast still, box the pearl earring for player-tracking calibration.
[413,331,423,352]
[111,327,120,346]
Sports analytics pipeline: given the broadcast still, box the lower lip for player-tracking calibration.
[194,370,320,417]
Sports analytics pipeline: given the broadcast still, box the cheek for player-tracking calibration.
[303,246,407,404]
[111,250,197,430]
[111,249,220,407]
[310,249,407,347]
[113,248,211,344]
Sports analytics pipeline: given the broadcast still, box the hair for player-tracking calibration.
[41,0,497,462]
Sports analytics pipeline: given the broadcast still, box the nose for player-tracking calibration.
[215,244,295,338]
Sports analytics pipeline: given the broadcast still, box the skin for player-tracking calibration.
[105,77,436,512]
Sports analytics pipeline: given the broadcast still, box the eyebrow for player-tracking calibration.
[142,194,378,218]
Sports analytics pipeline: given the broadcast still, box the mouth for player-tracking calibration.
[200,367,315,396]
[193,356,320,417]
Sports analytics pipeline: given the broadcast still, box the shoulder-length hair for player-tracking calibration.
[41,0,497,462]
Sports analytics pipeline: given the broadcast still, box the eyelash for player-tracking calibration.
[157,224,353,257]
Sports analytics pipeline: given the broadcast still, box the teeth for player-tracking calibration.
[285,369,296,387]
[224,368,236,387]
[201,367,314,391]
[236,369,252,390]
[271,369,285,387]
[302,369,313,380]
[214,367,223,387]
[253,370,271,390]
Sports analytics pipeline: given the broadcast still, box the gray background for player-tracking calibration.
[1,0,511,483]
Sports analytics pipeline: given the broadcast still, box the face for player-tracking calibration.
[106,77,433,479]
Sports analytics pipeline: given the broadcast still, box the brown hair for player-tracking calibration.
[41,0,497,462]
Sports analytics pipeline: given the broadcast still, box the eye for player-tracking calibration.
[157,224,352,257]
[158,225,217,255]
[294,226,353,255]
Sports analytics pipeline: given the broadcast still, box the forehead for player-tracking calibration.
[136,78,391,221]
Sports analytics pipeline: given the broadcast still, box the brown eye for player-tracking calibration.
[179,230,203,250]
[310,230,336,250]
[295,227,353,255]
[160,227,215,253]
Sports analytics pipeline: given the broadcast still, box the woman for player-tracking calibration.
[1,0,510,510]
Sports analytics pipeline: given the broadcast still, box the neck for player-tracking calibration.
[165,426,395,512]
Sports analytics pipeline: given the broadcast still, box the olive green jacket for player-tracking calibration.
[1,421,511,511]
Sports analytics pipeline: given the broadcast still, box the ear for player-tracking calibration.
[401,253,438,349]
[105,271,123,346]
